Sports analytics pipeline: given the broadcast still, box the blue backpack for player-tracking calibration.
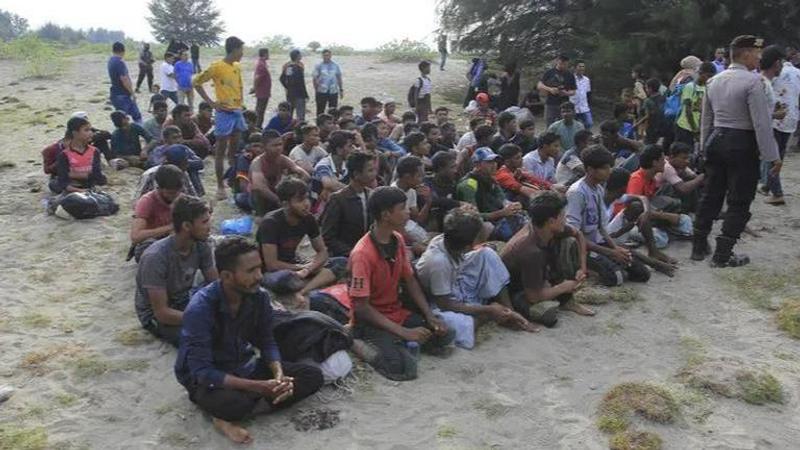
[663,82,688,122]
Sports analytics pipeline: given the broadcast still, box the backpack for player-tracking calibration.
[58,191,119,219]
[407,77,423,108]
[663,81,689,123]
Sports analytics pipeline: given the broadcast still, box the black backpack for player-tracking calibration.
[407,77,423,108]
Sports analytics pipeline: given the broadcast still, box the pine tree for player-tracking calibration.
[147,0,225,46]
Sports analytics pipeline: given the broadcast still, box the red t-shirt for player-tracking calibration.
[627,169,658,197]
[134,190,173,229]
[347,231,413,325]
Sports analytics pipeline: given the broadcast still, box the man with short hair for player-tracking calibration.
[252,48,272,129]
[135,141,198,200]
[547,102,585,151]
[712,47,727,74]
[522,132,564,189]
[417,209,535,349]
[502,191,594,322]
[570,59,593,129]
[355,97,380,127]
[175,236,323,445]
[193,36,247,199]
[555,129,592,186]
[288,124,327,173]
[264,101,296,136]
[313,49,343,117]
[143,100,169,145]
[130,164,185,260]
[490,111,518,151]
[414,61,433,122]
[135,195,218,346]
[174,51,195,111]
[349,186,453,381]
[164,104,211,158]
[321,152,377,257]
[136,43,154,94]
[537,55,577,126]
[250,130,310,217]
[159,52,179,105]
[656,142,705,213]
[495,143,553,203]
[694,35,780,266]
[764,46,800,206]
[108,42,142,123]
[674,62,717,148]
[434,107,450,127]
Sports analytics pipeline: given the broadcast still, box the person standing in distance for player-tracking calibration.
[692,36,781,267]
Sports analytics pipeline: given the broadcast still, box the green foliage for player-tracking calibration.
[0,35,64,79]
[376,39,435,63]
[0,426,47,450]
[598,382,679,433]
[0,9,28,41]
[325,43,356,55]
[147,0,225,46]
[609,430,663,450]
[308,41,321,53]
[777,299,800,339]
[256,34,294,54]
[736,371,784,405]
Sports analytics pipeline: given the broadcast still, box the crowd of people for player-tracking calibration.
[37,34,799,444]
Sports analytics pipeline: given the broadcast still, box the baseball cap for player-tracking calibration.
[476,93,490,104]
[164,144,189,165]
[471,146,499,163]
[71,111,89,120]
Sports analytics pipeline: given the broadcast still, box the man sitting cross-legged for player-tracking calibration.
[258,178,347,310]
[135,195,218,346]
[501,192,594,328]
[175,236,323,445]
[416,209,537,349]
[349,186,454,381]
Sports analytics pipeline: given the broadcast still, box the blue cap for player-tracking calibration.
[164,144,189,165]
[471,146,500,163]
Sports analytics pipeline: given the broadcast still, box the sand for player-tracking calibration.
[1,52,800,450]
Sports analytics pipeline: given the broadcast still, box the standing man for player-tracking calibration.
[438,34,448,71]
[190,43,201,73]
[312,49,343,117]
[570,60,592,130]
[252,48,272,129]
[159,52,179,105]
[537,54,577,126]
[765,48,800,206]
[712,47,727,74]
[136,43,154,93]
[108,42,142,124]
[194,36,246,200]
[692,36,781,267]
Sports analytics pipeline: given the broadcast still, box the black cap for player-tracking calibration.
[730,35,765,50]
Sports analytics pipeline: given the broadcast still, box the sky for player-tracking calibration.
[0,0,441,49]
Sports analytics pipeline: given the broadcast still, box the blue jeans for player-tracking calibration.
[110,94,142,123]
[161,89,179,105]
[576,111,593,130]
[766,130,790,196]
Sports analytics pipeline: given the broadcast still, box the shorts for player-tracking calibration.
[214,109,248,137]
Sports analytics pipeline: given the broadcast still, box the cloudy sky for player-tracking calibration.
[0,0,441,49]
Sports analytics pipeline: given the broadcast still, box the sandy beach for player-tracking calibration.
[1,52,800,449]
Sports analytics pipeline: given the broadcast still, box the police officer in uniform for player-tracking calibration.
[692,35,781,267]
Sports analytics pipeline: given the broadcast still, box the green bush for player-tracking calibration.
[376,39,435,63]
[324,43,357,56]
[0,35,63,78]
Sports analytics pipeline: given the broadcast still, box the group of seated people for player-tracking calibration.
[39,91,708,443]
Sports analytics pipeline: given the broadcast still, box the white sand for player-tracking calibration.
[1,53,800,449]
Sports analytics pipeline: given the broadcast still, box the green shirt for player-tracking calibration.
[456,173,506,220]
[676,82,705,133]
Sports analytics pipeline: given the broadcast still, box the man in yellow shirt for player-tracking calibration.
[194,36,246,200]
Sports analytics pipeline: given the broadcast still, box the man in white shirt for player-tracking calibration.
[765,57,800,205]
[159,52,179,105]
[570,60,592,129]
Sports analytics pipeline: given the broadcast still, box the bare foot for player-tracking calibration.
[560,300,596,316]
[650,250,678,266]
[213,417,252,444]
[292,292,309,310]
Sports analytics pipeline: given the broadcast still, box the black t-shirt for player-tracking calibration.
[257,209,320,264]
[540,68,577,106]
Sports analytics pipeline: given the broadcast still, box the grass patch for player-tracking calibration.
[736,371,784,405]
[605,320,624,335]
[777,299,800,339]
[0,426,47,450]
[436,424,458,439]
[597,382,679,433]
[115,328,154,346]
[21,312,52,328]
[19,343,87,375]
[679,336,706,367]
[609,430,663,450]
[70,356,110,379]
[577,286,643,306]
[715,266,796,310]
[55,392,78,407]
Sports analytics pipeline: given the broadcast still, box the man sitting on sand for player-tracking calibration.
[134,142,198,201]
[250,130,310,217]
[566,145,651,287]
[258,179,346,309]
[175,236,323,445]
[416,209,536,349]
[110,110,156,168]
[129,164,185,261]
[288,124,327,173]
[349,186,453,381]
[164,104,211,159]
[264,101,297,136]
[144,127,204,197]
[135,195,217,346]
[501,192,594,327]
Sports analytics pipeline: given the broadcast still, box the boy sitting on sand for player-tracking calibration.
[249,131,310,217]
[416,209,536,349]
[349,187,453,381]
[135,196,218,346]
[129,164,185,261]
[175,236,323,445]
[110,110,157,168]
[258,179,346,310]
[501,192,594,327]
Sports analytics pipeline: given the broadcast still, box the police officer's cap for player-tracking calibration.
[730,35,765,50]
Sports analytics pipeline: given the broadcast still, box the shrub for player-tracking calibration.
[376,39,435,63]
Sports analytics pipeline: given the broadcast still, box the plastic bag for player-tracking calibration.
[58,191,119,219]
[220,216,253,236]
[319,350,352,384]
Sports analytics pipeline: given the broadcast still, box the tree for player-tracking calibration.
[256,34,294,53]
[308,41,321,53]
[0,9,28,41]
[147,0,225,46]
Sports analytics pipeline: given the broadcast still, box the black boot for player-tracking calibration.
[710,236,750,268]
[691,233,711,261]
